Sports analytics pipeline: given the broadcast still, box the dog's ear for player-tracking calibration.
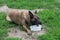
[33,10,37,14]
[32,9,40,14]
[29,11,34,19]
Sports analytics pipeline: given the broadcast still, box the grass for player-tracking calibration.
[4,38,22,40]
[0,0,60,40]
[0,13,17,40]
[37,9,60,40]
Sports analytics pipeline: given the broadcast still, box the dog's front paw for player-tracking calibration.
[27,31,32,35]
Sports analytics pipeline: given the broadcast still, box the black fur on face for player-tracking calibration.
[29,11,34,19]
[29,11,42,26]
[30,18,42,26]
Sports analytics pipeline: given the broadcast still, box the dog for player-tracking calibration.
[6,9,42,35]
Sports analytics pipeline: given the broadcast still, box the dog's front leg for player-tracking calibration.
[22,20,32,35]
[22,25,31,35]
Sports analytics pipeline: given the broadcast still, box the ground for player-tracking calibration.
[0,0,60,40]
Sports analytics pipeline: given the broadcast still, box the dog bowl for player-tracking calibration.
[30,25,42,31]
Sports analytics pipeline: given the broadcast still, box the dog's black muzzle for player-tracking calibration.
[31,18,42,26]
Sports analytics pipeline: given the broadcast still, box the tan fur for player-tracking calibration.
[6,9,31,34]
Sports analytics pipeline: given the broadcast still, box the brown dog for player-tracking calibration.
[6,9,42,35]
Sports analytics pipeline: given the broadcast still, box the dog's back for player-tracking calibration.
[7,9,30,25]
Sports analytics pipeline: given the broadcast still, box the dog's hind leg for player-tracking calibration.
[6,15,12,22]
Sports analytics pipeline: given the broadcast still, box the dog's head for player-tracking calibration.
[29,10,42,26]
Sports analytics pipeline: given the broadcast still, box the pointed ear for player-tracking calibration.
[29,11,34,19]
[33,9,40,14]
[33,10,37,14]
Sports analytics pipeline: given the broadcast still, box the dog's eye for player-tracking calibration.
[31,19,34,21]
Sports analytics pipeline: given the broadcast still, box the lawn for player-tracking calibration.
[0,0,60,40]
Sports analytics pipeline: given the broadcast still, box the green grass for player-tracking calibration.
[37,9,60,40]
[0,13,17,40]
[0,0,60,40]
[0,37,22,40]
[4,38,22,40]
